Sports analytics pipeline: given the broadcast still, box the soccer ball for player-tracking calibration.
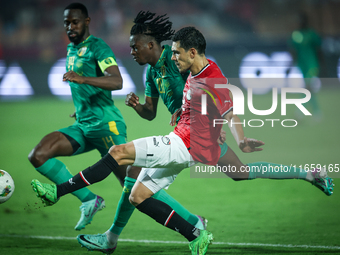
[0,170,15,203]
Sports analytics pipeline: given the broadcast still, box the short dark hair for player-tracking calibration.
[64,3,88,18]
[130,11,174,44]
[173,27,206,55]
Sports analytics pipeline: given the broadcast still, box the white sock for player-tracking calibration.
[306,171,314,182]
[194,217,204,230]
[105,230,119,246]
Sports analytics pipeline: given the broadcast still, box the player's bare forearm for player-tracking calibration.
[225,112,265,153]
[80,75,123,90]
[133,104,157,121]
[225,91,244,146]
[225,112,244,146]
[225,86,262,151]
[63,71,122,91]
[63,65,123,91]
[126,94,158,121]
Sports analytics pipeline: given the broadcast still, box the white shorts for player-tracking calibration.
[133,132,192,193]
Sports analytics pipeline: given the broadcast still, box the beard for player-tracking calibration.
[68,29,86,45]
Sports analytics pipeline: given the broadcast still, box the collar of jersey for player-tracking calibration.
[72,35,93,48]
[154,45,169,69]
[192,62,210,78]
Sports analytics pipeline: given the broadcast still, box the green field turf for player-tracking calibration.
[0,88,339,254]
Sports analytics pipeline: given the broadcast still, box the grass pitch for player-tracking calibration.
[0,88,339,254]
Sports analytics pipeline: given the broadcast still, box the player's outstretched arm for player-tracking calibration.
[125,93,159,121]
[63,65,123,91]
[225,90,264,153]
[225,111,265,153]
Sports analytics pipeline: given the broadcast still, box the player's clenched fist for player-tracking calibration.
[239,137,265,153]
[63,71,84,84]
[125,92,140,107]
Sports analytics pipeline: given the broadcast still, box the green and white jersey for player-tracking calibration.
[145,45,189,115]
[66,35,125,131]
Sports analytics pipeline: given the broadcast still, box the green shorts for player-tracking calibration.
[219,142,228,158]
[58,120,127,157]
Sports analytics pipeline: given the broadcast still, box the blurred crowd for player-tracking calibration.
[1,0,340,61]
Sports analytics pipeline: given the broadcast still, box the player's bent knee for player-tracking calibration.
[129,193,140,207]
[28,147,48,167]
[129,190,148,207]
[109,144,125,158]
[109,144,132,164]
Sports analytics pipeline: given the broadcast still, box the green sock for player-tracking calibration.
[152,189,199,227]
[247,162,307,180]
[36,158,96,202]
[109,177,136,235]
[309,92,321,113]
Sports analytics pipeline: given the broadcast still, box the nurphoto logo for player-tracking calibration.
[200,83,312,128]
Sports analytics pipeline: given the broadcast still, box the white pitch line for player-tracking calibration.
[1,235,340,250]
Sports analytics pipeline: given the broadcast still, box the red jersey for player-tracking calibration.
[174,60,233,165]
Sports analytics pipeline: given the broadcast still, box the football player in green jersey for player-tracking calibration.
[76,11,207,253]
[288,12,323,117]
[28,2,127,230]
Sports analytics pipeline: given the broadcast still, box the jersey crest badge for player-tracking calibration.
[104,57,113,65]
[78,47,87,56]
[161,136,171,145]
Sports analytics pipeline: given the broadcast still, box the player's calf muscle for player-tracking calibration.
[29,132,74,167]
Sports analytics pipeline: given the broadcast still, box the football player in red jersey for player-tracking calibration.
[32,26,333,255]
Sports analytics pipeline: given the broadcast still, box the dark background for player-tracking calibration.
[1,0,340,97]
